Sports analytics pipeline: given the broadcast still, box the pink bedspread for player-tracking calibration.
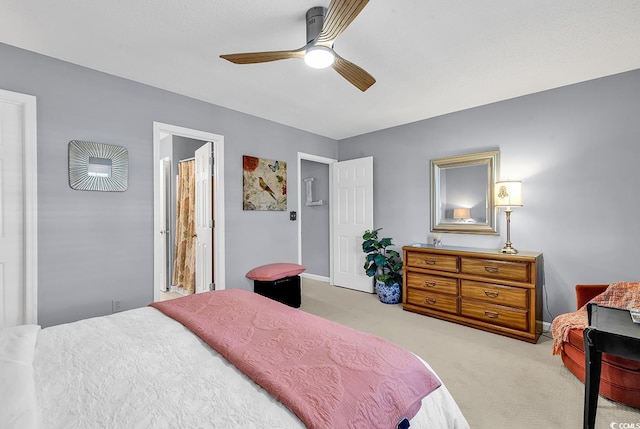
[150,289,441,429]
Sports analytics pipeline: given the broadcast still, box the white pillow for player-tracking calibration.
[0,324,40,429]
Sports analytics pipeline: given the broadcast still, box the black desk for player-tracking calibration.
[583,304,640,429]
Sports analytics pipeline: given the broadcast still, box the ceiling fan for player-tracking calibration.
[220,0,375,92]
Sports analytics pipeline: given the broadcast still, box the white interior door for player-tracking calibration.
[194,142,213,293]
[158,157,171,292]
[0,89,37,327]
[332,156,374,292]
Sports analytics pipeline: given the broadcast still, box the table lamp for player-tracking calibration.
[494,180,523,254]
[453,208,471,222]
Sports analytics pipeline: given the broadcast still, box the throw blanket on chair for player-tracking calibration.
[151,289,441,429]
[551,281,640,355]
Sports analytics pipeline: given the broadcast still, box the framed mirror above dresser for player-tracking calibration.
[430,150,499,234]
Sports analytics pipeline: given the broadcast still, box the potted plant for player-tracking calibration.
[362,228,403,304]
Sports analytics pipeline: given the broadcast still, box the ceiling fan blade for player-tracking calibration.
[317,0,369,45]
[332,54,375,92]
[220,49,304,64]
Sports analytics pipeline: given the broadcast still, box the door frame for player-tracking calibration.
[297,152,337,284]
[153,122,225,302]
[0,89,38,324]
[158,156,171,292]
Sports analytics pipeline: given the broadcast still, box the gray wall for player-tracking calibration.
[4,40,639,326]
[0,43,337,327]
[300,160,330,277]
[339,68,640,321]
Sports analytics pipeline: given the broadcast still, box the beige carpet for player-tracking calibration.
[300,278,640,429]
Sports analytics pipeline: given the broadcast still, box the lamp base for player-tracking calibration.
[499,244,518,254]
[499,209,518,254]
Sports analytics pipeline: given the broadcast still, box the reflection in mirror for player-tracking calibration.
[88,157,113,178]
[440,164,487,222]
[68,140,128,192]
[431,150,499,234]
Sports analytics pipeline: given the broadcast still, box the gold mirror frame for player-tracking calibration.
[430,150,499,234]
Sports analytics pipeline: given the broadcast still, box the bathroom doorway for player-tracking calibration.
[153,122,225,302]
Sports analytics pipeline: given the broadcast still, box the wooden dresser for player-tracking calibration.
[402,244,543,343]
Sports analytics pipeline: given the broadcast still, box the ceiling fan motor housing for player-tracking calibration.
[306,7,327,43]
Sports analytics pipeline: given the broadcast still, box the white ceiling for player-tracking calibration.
[2,0,640,140]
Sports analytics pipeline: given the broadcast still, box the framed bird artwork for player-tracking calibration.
[242,155,287,211]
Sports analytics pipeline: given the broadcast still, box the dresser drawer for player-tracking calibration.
[460,257,530,282]
[460,280,528,308]
[461,300,528,331]
[406,251,458,272]
[407,289,458,314]
[406,273,458,295]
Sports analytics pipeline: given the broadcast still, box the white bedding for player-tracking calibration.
[0,324,40,429]
[26,307,468,429]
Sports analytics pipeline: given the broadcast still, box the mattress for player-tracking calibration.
[3,305,469,428]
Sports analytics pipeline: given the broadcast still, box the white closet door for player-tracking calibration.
[331,157,374,293]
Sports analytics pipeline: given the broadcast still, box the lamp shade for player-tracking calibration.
[495,181,523,208]
[453,208,471,219]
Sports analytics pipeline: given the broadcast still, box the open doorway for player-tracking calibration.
[153,123,225,303]
[298,153,374,293]
[297,153,336,284]
[159,137,212,297]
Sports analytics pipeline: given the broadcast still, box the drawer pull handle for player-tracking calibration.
[424,281,436,288]
[424,259,437,265]
[484,310,499,318]
[425,297,437,305]
[484,265,499,273]
[484,290,499,298]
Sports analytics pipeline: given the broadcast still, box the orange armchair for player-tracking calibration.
[558,284,640,408]
[575,284,608,309]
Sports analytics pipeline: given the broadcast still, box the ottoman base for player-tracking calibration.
[253,275,301,308]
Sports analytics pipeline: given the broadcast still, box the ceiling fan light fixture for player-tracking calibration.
[304,46,334,69]
[220,1,375,91]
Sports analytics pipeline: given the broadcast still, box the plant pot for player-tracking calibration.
[375,279,401,304]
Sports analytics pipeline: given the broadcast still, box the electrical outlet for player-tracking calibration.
[112,300,122,313]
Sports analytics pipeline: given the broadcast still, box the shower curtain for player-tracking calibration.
[173,160,196,294]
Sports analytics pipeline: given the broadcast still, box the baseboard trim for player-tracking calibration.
[300,273,330,283]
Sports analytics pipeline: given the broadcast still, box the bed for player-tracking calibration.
[2,289,469,429]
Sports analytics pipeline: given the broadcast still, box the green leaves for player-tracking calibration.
[361,228,403,287]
